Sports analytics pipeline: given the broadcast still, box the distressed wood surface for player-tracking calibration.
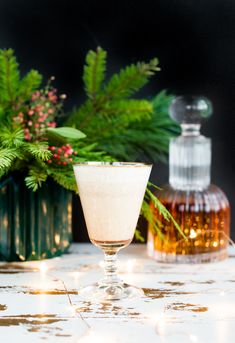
[0,243,235,342]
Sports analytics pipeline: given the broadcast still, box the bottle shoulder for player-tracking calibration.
[155,183,230,210]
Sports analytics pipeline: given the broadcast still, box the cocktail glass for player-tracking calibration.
[73,162,152,301]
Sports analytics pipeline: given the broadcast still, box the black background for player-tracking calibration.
[0,0,234,239]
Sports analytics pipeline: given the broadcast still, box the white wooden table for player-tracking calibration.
[0,244,235,343]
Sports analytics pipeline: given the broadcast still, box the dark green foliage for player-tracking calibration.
[0,49,42,122]
[65,47,159,132]
[0,127,25,148]
[0,49,107,192]
[83,47,107,99]
[65,48,177,163]
[0,48,183,241]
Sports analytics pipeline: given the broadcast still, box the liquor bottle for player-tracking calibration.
[147,96,230,263]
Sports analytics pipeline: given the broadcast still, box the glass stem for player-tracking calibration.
[101,250,122,286]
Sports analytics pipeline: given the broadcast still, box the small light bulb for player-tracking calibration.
[71,271,81,280]
[155,314,166,336]
[189,334,198,342]
[189,229,197,239]
[99,260,104,268]
[126,259,136,273]
[39,262,48,274]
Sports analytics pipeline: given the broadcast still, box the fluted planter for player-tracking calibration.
[0,176,72,261]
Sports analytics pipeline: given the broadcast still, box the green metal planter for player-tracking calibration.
[0,177,72,261]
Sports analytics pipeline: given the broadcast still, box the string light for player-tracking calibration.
[154,313,167,336]
[78,328,115,343]
[70,271,83,280]
[189,334,198,342]
[126,259,137,273]
[99,260,104,268]
[189,229,197,239]
[39,261,48,274]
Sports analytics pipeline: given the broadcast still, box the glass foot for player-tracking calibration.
[78,283,144,301]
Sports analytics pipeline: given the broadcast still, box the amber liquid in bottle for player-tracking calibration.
[149,185,230,259]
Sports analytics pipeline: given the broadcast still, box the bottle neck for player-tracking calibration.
[169,135,211,191]
[181,123,200,136]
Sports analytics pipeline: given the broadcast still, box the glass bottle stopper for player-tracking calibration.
[169,96,213,136]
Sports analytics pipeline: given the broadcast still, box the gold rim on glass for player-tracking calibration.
[73,162,152,168]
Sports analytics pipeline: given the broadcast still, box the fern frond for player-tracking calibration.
[25,169,48,191]
[102,58,160,100]
[83,47,107,99]
[18,69,42,99]
[0,49,20,104]
[65,101,93,127]
[25,142,52,161]
[64,52,159,129]
[0,148,21,173]
[96,91,179,162]
[50,170,77,191]
[134,229,145,242]
[145,185,187,240]
[101,99,153,122]
[141,199,165,241]
[0,128,25,147]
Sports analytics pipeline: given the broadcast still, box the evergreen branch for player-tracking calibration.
[65,51,159,129]
[75,144,114,161]
[25,142,52,161]
[95,91,179,162]
[100,99,153,122]
[0,128,25,147]
[18,69,42,99]
[145,186,187,239]
[0,49,20,105]
[65,101,93,127]
[102,58,160,100]
[51,171,77,191]
[83,47,106,99]
[134,229,145,242]
[0,148,21,173]
[141,199,165,241]
[25,168,48,191]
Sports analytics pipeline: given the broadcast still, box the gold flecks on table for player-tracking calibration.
[0,305,7,311]
[0,243,235,343]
